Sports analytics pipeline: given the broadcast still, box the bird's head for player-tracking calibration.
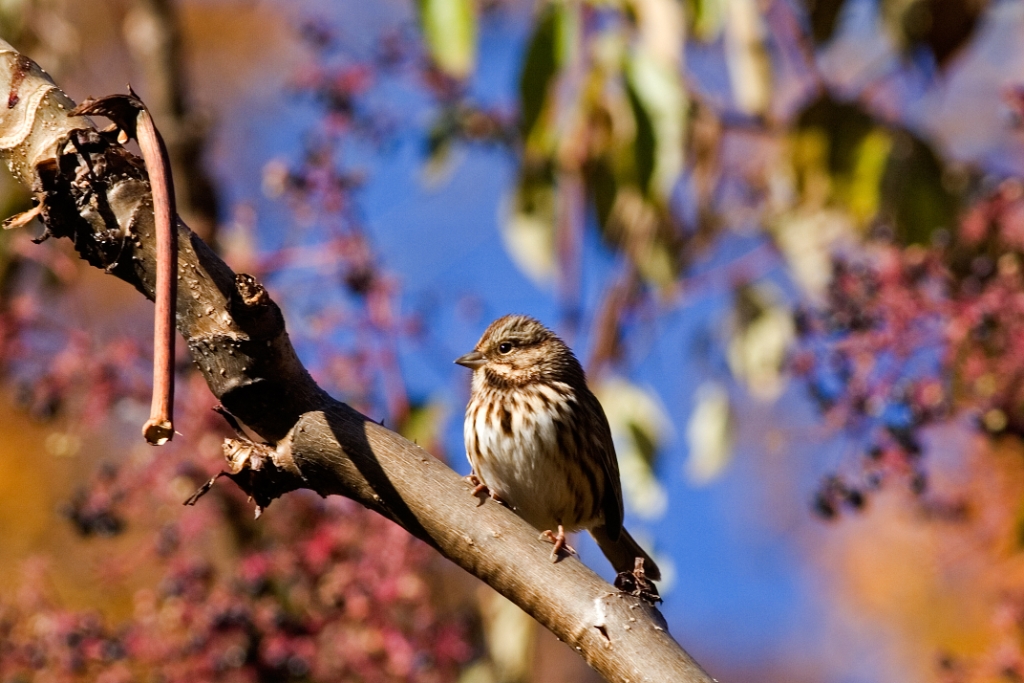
[455,314,581,386]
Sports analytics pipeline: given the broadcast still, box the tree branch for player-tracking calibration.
[0,40,718,683]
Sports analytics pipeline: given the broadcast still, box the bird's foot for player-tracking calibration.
[464,474,511,508]
[465,473,490,506]
[614,557,661,604]
[540,525,576,562]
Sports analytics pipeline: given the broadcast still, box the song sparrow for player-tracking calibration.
[455,314,661,581]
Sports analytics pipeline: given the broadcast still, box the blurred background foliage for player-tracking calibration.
[2,0,1024,682]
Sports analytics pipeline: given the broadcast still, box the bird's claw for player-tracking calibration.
[540,525,575,562]
[465,473,511,508]
[614,557,661,604]
[465,474,489,506]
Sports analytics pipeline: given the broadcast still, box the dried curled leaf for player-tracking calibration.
[2,202,42,230]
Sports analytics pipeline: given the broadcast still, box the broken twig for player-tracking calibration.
[71,88,178,446]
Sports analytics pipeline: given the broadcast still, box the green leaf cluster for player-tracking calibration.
[509,0,688,288]
[791,96,962,244]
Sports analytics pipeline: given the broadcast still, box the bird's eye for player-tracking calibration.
[498,342,513,354]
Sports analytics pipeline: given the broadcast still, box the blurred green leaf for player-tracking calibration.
[584,158,618,232]
[426,107,459,158]
[771,209,854,300]
[803,0,847,44]
[477,591,534,683]
[845,129,891,224]
[881,0,985,66]
[880,131,961,245]
[423,107,461,184]
[457,662,494,683]
[520,4,561,144]
[793,96,962,243]
[625,47,686,202]
[626,82,656,200]
[0,0,29,43]
[687,0,728,42]
[0,168,30,293]
[501,163,558,284]
[628,421,658,466]
[797,97,875,178]
[685,381,733,485]
[723,0,771,116]
[0,230,12,295]
[419,0,477,79]
[399,400,449,456]
[605,187,680,287]
[728,283,794,401]
[515,0,686,289]
[595,377,670,519]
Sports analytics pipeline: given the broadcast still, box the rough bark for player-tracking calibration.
[0,40,719,683]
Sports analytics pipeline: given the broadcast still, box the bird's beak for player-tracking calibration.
[455,350,486,370]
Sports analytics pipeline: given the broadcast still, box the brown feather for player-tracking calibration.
[458,314,659,581]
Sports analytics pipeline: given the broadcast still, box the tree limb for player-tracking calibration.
[0,40,718,683]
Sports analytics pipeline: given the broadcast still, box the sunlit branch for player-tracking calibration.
[0,40,717,683]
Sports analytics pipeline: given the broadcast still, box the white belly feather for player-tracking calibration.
[465,382,598,533]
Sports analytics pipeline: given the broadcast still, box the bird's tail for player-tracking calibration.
[590,526,661,582]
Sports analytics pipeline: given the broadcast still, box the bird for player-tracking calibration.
[455,314,660,581]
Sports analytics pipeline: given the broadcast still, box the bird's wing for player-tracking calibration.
[584,390,623,541]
